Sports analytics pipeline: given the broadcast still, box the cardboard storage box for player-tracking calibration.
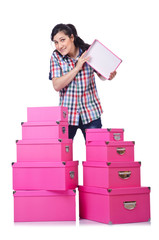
[83,161,141,188]
[16,139,72,162]
[21,121,68,140]
[79,186,150,224]
[12,161,78,190]
[86,128,124,141]
[14,190,76,222]
[27,106,68,122]
[86,141,135,162]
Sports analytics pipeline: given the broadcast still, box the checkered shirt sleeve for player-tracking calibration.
[49,53,62,80]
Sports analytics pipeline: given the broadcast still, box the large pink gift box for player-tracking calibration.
[79,186,151,224]
[12,161,78,190]
[14,190,76,222]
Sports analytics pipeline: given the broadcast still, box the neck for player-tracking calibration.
[68,46,79,59]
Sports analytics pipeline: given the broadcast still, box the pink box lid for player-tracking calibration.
[86,141,135,147]
[27,106,67,110]
[86,128,124,133]
[21,121,68,127]
[82,161,141,168]
[78,186,150,196]
[16,139,72,145]
[12,161,79,168]
[13,190,76,197]
[85,39,122,79]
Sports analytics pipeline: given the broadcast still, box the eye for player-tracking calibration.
[61,38,65,42]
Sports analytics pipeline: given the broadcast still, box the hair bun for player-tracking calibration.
[66,24,78,36]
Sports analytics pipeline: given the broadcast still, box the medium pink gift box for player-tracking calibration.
[16,139,72,162]
[14,190,76,222]
[21,121,68,140]
[12,161,78,190]
[86,128,124,141]
[86,141,135,162]
[79,186,151,224]
[83,161,141,188]
[27,106,68,122]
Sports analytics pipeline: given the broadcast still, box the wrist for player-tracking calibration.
[74,66,80,73]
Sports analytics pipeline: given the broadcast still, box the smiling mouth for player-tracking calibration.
[60,48,66,52]
[59,49,67,56]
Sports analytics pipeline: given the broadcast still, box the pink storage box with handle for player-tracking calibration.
[21,121,68,140]
[86,128,124,141]
[83,161,141,188]
[79,186,151,224]
[27,106,68,122]
[86,141,135,162]
[12,161,78,190]
[14,190,76,222]
[16,139,72,162]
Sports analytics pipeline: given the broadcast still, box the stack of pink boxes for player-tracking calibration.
[12,106,78,222]
[79,128,151,224]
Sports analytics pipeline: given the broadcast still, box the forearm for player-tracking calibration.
[52,66,79,91]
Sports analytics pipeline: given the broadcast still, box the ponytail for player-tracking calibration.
[66,24,90,51]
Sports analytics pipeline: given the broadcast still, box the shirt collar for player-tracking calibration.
[62,48,83,60]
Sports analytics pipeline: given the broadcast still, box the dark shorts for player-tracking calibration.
[69,117,102,140]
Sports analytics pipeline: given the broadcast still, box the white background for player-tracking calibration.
[0,0,159,239]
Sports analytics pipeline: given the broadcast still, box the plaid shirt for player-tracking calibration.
[49,48,103,126]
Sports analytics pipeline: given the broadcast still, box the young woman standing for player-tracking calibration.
[49,23,116,140]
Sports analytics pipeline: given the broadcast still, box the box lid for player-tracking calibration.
[21,121,68,127]
[86,141,135,147]
[85,39,122,79]
[78,186,150,196]
[13,190,76,197]
[27,106,67,111]
[86,128,124,133]
[82,161,141,168]
[12,161,78,168]
[16,139,72,145]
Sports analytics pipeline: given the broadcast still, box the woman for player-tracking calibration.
[49,23,116,140]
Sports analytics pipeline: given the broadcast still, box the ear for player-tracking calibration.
[70,34,74,42]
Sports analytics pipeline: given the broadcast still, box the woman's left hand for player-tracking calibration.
[108,71,117,80]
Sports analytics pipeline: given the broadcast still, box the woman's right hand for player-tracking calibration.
[75,51,89,71]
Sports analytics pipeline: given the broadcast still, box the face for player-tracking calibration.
[53,31,75,56]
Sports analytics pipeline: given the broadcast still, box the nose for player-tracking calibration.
[57,42,63,50]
